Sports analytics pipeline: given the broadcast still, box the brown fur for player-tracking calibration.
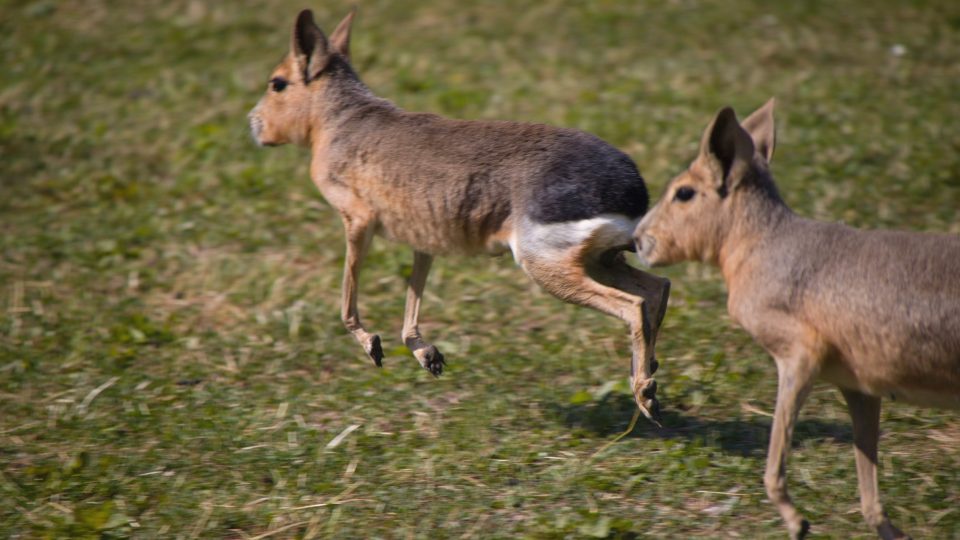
[635,99,960,539]
[248,9,671,421]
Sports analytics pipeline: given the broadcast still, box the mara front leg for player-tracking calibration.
[339,216,383,366]
[764,353,817,540]
[401,250,446,376]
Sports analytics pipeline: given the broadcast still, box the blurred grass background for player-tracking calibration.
[1,0,959,538]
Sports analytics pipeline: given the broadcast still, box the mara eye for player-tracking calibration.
[673,186,696,202]
[269,77,288,92]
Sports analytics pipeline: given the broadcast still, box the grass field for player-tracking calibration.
[2,0,959,538]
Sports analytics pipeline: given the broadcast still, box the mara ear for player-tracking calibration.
[740,97,776,163]
[329,8,357,62]
[291,9,331,82]
[698,107,756,193]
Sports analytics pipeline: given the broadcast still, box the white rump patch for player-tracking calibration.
[510,214,639,264]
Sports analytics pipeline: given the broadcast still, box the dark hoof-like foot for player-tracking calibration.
[877,522,910,540]
[791,519,810,540]
[420,345,446,377]
[366,335,383,367]
[644,397,662,426]
[632,377,662,427]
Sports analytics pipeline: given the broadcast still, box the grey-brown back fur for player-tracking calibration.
[319,56,648,254]
[731,182,960,401]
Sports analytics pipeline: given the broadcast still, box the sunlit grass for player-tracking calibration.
[2,0,958,538]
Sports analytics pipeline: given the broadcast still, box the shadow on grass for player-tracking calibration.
[550,393,852,457]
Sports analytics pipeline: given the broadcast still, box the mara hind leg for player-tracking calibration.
[513,220,670,423]
[841,389,910,540]
[590,250,671,379]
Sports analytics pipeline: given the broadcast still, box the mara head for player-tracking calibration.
[634,99,778,267]
[248,9,356,147]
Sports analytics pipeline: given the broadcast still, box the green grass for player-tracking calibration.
[2,0,959,538]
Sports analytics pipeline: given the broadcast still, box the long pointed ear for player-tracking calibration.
[329,8,356,62]
[698,107,756,193]
[291,9,331,82]
[741,98,776,163]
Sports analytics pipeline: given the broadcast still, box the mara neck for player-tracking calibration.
[306,61,397,149]
[324,65,394,118]
[717,180,795,283]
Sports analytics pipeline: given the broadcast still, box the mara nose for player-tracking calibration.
[635,233,655,256]
[632,223,647,248]
[247,101,263,122]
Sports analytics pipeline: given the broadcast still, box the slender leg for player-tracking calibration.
[519,247,666,424]
[401,250,445,376]
[764,356,816,540]
[589,252,671,412]
[840,389,911,540]
[593,251,671,333]
[340,218,382,366]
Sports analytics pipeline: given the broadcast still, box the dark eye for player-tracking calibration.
[269,77,288,92]
[673,186,696,202]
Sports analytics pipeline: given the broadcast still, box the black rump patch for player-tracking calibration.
[529,137,648,223]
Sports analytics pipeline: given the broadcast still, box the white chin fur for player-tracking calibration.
[248,116,264,144]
